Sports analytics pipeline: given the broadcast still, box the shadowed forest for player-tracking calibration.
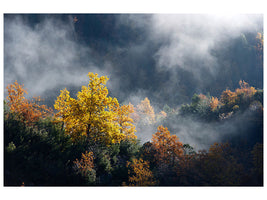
[4,14,263,186]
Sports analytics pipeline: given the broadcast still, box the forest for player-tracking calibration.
[4,14,263,186]
[4,74,263,186]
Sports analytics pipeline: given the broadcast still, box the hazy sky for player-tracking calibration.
[4,14,262,98]
[4,14,263,147]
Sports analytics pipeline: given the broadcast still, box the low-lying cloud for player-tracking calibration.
[150,14,262,77]
[4,14,263,150]
[4,16,104,98]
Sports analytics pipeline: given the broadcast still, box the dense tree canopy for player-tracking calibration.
[4,76,263,186]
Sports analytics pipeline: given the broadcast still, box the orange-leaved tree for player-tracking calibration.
[73,151,94,176]
[220,80,257,111]
[221,89,238,106]
[152,125,184,166]
[6,81,52,125]
[126,158,157,186]
[209,96,220,111]
[73,151,96,184]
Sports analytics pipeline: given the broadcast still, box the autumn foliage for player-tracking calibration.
[221,89,237,105]
[113,103,137,140]
[221,80,256,104]
[6,81,52,125]
[4,76,263,186]
[209,97,220,111]
[180,80,261,122]
[54,72,136,145]
[126,158,157,186]
[220,80,257,113]
[73,151,94,176]
[134,97,156,124]
[152,125,183,165]
[131,97,167,125]
[236,80,257,97]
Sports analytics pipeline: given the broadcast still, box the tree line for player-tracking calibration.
[4,73,263,186]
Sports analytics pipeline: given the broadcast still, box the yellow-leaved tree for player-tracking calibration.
[134,97,156,125]
[113,103,137,141]
[54,72,136,145]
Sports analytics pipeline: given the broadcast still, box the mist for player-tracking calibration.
[150,14,262,75]
[165,110,262,151]
[4,14,263,150]
[4,15,114,99]
[4,14,263,99]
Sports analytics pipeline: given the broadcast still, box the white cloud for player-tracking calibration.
[150,14,262,76]
[4,16,96,97]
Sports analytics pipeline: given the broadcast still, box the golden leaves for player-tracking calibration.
[221,80,256,107]
[54,72,136,145]
[236,80,257,97]
[113,103,137,140]
[221,89,237,105]
[126,158,157,186]
[209,97,220,111]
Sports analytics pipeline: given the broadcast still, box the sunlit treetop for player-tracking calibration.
[54,72,136,145]
[113,103,137,141]
[135,97,156,125]
[236,80,257,98]
[221,80,257,106]
[209,96,220,111]
[6,80,52,125]
[152,125,183,165]
[220,89,237,105]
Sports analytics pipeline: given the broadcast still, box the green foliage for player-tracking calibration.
[139,142,157,169]
[182,144,196,155]
[163,104,172,114]
[180,94,218,121]
[253,89,263,103]
[84,170,97,185]
[4,110,86,186]
[107,139,141,185]
[75,138,141,186]
[6,142,16,153]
